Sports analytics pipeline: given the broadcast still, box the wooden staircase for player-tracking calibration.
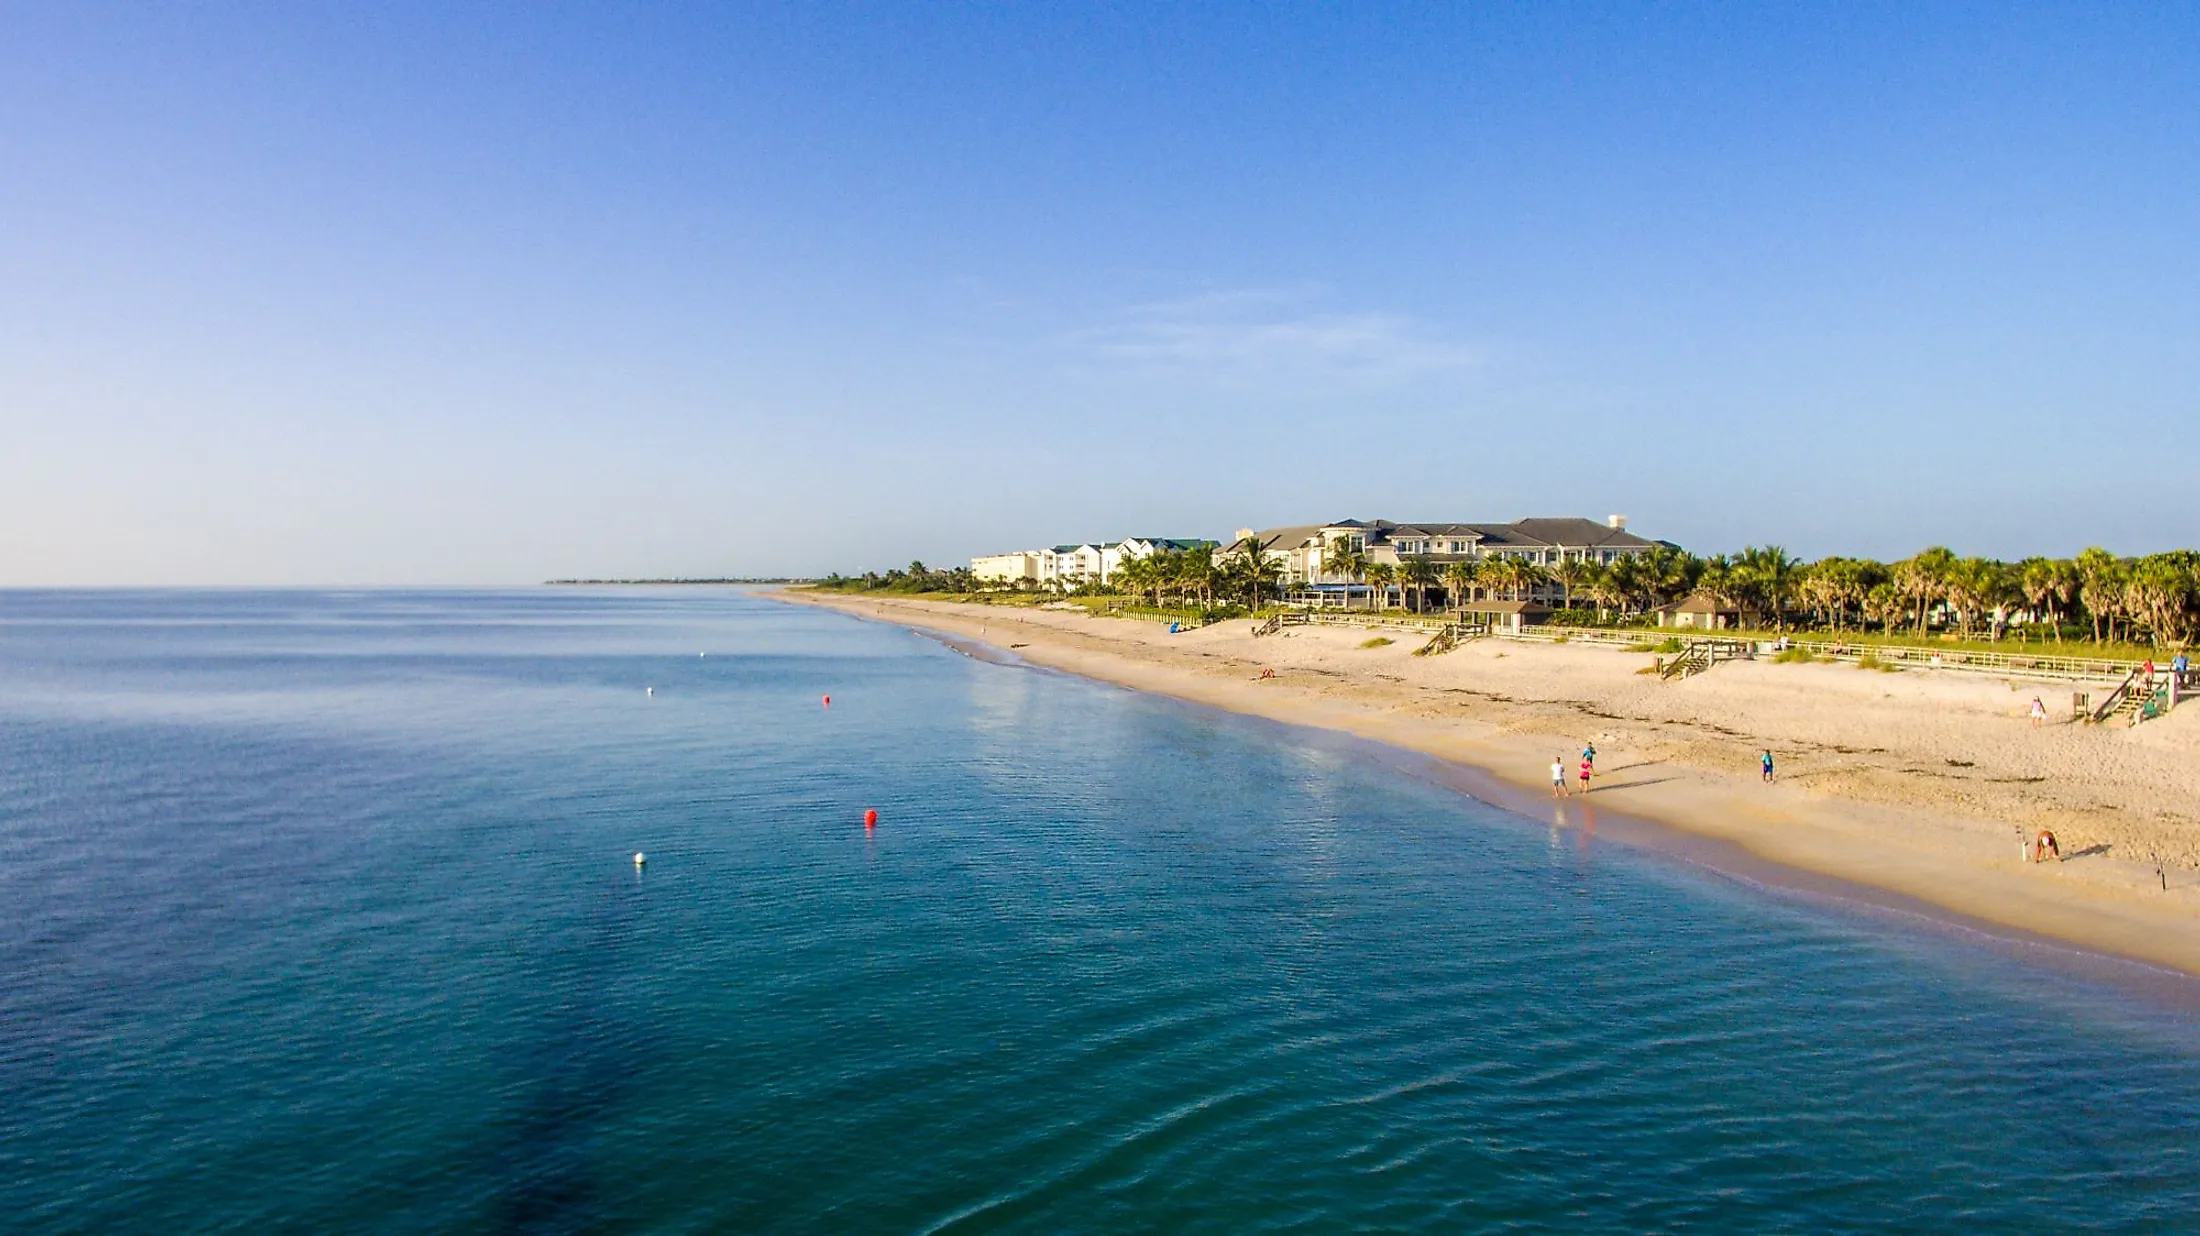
[1414,620,1488,657]
[2086,668,2188,726]
[1660,639,1752,681]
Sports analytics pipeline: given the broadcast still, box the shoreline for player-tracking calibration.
[781,589,2200,984]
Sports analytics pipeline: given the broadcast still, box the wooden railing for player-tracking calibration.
[1782,639,2140,682]
[1414,621,1488,657]
[1102,601,2173,691]
[1659,639,1753,680]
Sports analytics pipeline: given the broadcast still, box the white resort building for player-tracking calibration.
[970,537,1217,588]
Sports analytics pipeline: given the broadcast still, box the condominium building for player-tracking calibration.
[970,537,1216,587]
[1237,517,1662,581]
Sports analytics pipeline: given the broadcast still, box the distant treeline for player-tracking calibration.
[545,578,812,585]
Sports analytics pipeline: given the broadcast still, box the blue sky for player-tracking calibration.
[4,3,2196,583]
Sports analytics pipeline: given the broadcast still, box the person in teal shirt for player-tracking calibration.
[1760,750,1775,783]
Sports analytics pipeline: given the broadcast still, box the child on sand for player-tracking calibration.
[1760,750,1775,783]
[1551,757,1569,797]
[1578,755,1593,794]
[2029,696,2047,727]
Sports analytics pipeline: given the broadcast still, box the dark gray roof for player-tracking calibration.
[1250,524,1329,551]
[1356,518,1657,550]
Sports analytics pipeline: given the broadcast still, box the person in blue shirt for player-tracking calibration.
[1760,750,1775,783]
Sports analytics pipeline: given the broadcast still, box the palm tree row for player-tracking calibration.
[1314,538,2200,648]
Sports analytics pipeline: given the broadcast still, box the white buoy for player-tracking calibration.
[634,851,646,868]
[646,686,654,697]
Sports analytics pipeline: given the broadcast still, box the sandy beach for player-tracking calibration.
[783,590,2200,979]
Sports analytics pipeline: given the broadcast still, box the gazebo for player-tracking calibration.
[1656,591,1754,630]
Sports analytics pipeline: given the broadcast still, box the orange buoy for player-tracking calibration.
[863,809,878,829]
[823,694,831,707]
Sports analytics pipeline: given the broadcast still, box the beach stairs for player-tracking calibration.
[1660,639,1753,681]
[2085,668,2188,725]
[1251,615,1283,637]
[1414,620,1489,657]
[2117,679,2178,724]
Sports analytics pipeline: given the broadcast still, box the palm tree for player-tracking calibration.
[1443,559,1478,618]
[1228,535,1278,609]
[1515,560,1550,603]
[1366,562,1396,612]
[1941,557,2011,639]
[1809,557,1884,631]
[1639,545,1699,610]
[1181,551,1217,608]
[1698,556,1741,612]
[2075,546,2125,643]
[1400,555,1440,614]
[1584,565,1627,621]
[1896,547,1956,635]
[1737,545,1800,631]
[2020,556,2080,643]
[1862,581,1906,633]
[1326,537,1369,609]
[1604,554,1648,616]
[1799,559,1845,630]
[1548,557,1595,611]
[2124,552,2199,648]
[1475,557,1512,603]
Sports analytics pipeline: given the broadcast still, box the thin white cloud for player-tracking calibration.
[1067,290,1482,387]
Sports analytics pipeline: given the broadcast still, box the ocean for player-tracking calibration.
[3,587,2196,1233]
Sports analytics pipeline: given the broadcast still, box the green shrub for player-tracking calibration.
[1359,636,1395,649]
[1773,647,1815,664]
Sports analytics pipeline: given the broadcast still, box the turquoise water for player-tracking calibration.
[3,589,2197,1233]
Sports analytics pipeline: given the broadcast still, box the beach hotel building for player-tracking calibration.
[970,538,1217,588]
[1240,516,1667,621]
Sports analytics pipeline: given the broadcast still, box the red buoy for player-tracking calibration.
[823,694,831,707]
[863,809,878,829]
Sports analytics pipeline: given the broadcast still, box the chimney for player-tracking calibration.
[1607,514,1628,530]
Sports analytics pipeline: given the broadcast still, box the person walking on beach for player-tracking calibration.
[1582,741,1596,772]
[2029,696,2047,727]
[1551,757,1569,797]
[1760,750,1775,783]
[1578,754,1593,794]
